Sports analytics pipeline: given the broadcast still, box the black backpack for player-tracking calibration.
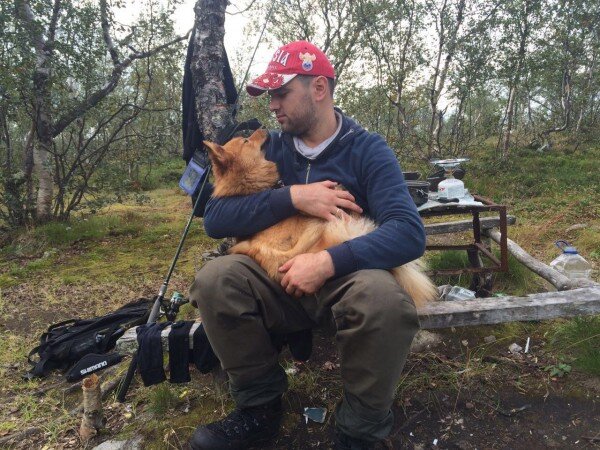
[26,298,153,379]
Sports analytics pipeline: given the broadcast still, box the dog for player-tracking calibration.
[203,128,438,307]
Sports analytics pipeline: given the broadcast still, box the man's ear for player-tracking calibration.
[313,76,328,101]
[203,141,227,168]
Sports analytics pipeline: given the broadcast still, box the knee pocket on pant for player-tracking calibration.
[332,271,418,331]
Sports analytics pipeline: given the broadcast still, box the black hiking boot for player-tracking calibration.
[189,397,282,450]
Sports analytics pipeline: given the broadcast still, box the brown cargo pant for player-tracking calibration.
[189,254,420,442]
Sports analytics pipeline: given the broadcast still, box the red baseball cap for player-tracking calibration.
[246,40,335,97]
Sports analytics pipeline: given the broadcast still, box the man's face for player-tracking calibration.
[268,77,317,137]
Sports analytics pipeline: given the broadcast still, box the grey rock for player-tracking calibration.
[484,335,496,344]
[565,223,587,232]
[508,343,523,354]
[92,436,143,450]
[411,330,442,352]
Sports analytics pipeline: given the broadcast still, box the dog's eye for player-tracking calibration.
[243,139,249,144]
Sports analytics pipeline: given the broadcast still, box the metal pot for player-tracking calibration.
[403,171,421,181]
[406,180,430,207]
[427,167,465,191]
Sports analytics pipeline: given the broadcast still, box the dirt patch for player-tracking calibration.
[257,330,600,449]
[2,314,599,449]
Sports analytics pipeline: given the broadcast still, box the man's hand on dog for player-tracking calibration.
[290,181,362,221]
[279,251,335,298]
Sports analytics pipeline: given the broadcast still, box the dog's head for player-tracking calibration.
[204,128,280,197]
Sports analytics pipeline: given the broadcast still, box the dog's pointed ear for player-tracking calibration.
[249,128,268,144]
[203,141,227,168]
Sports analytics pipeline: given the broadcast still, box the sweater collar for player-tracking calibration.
[281,108,362,161]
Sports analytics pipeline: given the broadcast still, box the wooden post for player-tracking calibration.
[79,374,104,441]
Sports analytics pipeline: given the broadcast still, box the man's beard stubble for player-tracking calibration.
[281,96,318,138]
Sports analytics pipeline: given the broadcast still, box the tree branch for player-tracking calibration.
[52,29,191,137]
[100,0,120,66]
[47,0,62,48]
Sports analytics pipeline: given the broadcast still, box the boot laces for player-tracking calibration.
[209,408,262,438]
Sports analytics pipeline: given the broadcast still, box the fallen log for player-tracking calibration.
[418,286,600,329]
[116,322,201,355]
[483,229,596,290]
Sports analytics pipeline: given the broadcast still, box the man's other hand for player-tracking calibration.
[290,181,362,221]
[279,251,335,298]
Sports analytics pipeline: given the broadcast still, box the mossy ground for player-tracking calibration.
[0,144,598,448]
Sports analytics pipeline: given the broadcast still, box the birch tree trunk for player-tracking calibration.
[576,41,596,132]
[427,0,465,159]
[191,0,236,142]
[15,0,61,221]
[498,0,532,159]
[13,0,190,223]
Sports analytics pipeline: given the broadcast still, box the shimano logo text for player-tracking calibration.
[80,360,107,375]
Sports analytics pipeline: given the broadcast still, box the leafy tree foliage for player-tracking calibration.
[0,0,188,226]
[234,0,600,162]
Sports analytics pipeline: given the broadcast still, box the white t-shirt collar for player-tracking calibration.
[293,111,342,160]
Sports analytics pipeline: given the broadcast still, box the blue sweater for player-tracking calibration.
[202,112,426,278]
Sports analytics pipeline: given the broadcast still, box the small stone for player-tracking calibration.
[92,436,143,450]
[461,339,469,347]
[285,366,299,375]
[411,331,442,352]
[484,335,496,344]
[465,402,475,409]
[322,361,336,371]
[509,343,523,354]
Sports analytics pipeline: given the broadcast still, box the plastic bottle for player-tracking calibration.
[445,286,476,301]
[437,177,465,199]
[549,240,592,281]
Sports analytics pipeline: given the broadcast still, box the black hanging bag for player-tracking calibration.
[26,298,153,379]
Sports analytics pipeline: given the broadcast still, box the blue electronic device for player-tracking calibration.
[179,151,210,195]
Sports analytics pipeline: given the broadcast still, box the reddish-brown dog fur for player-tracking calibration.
[204,129,438,308]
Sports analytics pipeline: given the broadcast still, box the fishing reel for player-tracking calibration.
[161,292,189,322]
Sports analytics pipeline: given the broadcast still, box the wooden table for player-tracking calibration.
[420,195,509,296]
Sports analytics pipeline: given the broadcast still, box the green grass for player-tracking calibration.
[492,253,541,295]
[0,147,598,447]
[0,215,143,260]
[427,250,473,288]
[137,157,186,191]
[0,188,216,289]
[550,316,600,376]
[426,250,539,295]
[148,383,178,416]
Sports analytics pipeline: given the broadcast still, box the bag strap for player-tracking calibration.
[46,318,79,332]
[27,346,54,378]
[95,324,123,353]
[216,118,263,145]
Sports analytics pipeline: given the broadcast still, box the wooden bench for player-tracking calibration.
[115,286,600,354]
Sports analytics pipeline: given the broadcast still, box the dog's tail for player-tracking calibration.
[391,260,439,308]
